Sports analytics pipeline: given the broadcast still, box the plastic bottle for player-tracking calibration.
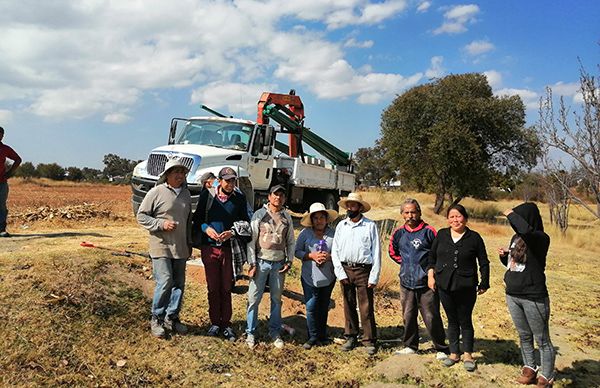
[317,239,327,252]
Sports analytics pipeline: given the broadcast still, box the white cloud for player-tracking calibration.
[433,4,479,35]
[496,88,539,109]
[344,38,374,48]
[549,81,579,97]
[425,56,445,79]
[104,112,132,124]
[464,40,495,56]
[0,0,421,121]
[417,1,431,13]
[483,70,502,89]
[0,109,13,123]
[191,82,278,116]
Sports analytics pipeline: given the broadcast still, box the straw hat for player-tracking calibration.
[156,159,189,185]
[300,202,339,227]
[337,192,371,213]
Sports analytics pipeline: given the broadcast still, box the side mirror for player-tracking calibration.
[262,125,274,155]
[169,120,178,144]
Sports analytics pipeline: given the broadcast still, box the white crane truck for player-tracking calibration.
[130,91,355,214]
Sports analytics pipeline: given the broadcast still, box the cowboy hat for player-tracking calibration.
[156,158,189,185]
[338,192,371,213]
[300,202,338,227]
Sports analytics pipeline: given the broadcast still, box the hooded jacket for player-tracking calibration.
[500,202,550,299]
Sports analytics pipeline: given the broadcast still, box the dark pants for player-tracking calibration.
[438,287,477,354]
[0,182,8,232]
[341,265,377,346]
[201,245,233,328]
[400,284,449,352]
[301,278,335,342]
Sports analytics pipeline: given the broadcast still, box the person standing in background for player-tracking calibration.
[0,126,22,238]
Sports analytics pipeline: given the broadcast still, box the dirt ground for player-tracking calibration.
[2,179,600,387]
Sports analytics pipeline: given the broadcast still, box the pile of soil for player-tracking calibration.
[11,203,125,222]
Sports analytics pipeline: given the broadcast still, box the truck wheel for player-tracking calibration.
[324,192,338,211]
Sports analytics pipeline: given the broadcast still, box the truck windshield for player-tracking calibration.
[175,119,252,151]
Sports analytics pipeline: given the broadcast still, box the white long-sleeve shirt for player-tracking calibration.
[331,216,381,285]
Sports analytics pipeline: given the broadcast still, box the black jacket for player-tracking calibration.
[500,203,550,299]
[428,227,490,291]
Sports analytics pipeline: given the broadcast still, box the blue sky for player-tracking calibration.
[0,0,598,169]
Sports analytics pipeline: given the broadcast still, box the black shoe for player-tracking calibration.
[303,338,320,350]
[0,231,11,238]
[365,345,378,356]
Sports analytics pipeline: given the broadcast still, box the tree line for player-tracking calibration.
[354,61,598,233]
[14,154,140,183]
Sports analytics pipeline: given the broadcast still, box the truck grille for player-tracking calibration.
[147,153,194,176]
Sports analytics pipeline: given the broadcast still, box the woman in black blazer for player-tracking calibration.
[427,204,489,371]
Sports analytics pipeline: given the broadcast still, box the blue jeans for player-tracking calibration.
[0,182,8,232]
[151,258,187,319]
[506,295,556,380]
[301,278,334,341]
[246,259,285,339]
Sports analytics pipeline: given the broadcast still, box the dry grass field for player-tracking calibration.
[1,180,599,387]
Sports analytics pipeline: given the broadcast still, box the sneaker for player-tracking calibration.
[340,337,357,352]
[207,325,220,337]
[395,347,417,355]
[164,316,188,335]
[223,327,236,342]
[246,334,255,349]
[365,345,378,356]
[150,316,166,338]
[273,337,284,349]
[436,352,449,360]
[0,231,10,238]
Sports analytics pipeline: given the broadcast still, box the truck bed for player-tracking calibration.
[275,156,354,192]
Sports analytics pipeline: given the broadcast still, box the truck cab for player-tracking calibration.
[131,116,276,213]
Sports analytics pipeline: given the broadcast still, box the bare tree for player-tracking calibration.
[537,62,600,219]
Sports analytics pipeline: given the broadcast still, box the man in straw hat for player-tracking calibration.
[295,202,338,349]
[138,158,192,338]
[331,192,381,355]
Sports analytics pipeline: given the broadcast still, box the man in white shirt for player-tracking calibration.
[331,192,381,355]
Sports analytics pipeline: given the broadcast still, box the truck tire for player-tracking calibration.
[323,192,338,211]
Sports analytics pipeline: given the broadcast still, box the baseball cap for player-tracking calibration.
[269,184,286,194]
[218,167,237,180]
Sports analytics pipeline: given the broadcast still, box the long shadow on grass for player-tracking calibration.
[477,337,522,365]
[558,359,600,387]
[8,231,111,239]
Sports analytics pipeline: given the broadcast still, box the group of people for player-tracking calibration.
[137,159,555,387]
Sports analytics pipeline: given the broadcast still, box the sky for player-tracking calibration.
[0,0,598,169]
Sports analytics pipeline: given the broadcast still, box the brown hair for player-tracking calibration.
[511,236,527,264]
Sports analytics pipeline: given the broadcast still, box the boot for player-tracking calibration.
[517,366,537,384]
[536,375,554,388]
